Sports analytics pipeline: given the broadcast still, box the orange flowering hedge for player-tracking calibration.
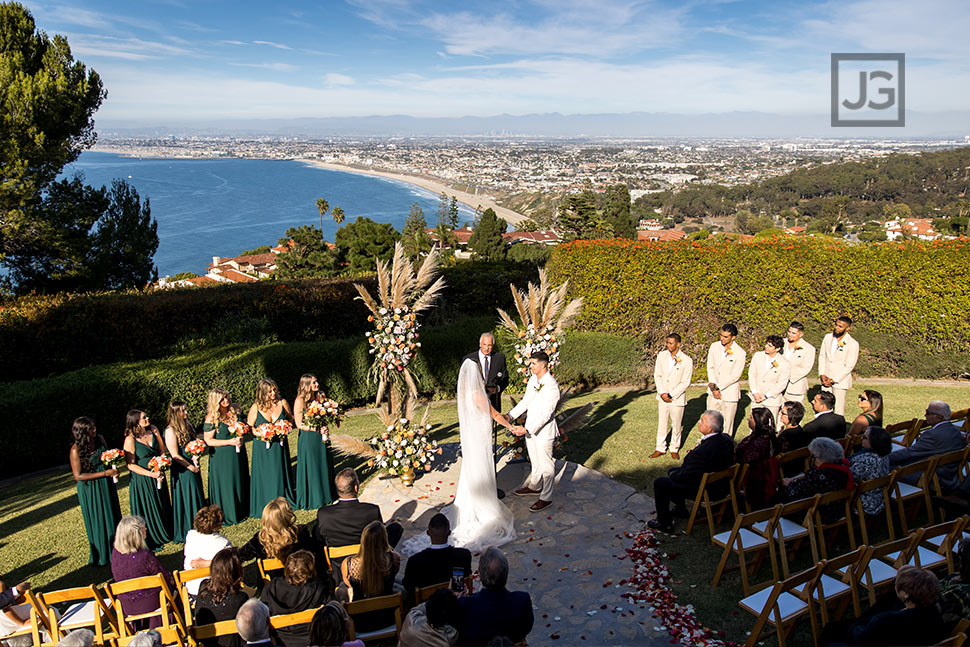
[547,237,970,375]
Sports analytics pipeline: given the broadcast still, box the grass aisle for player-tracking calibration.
[2,381,968,643]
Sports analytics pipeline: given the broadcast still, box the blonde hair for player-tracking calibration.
[258,497,298,560]
[295,374,319,406]
[166,400,195,447]
[355,521,391,598]
[205,389,236,425]
[255,379,280,411]
[114,515,148,554]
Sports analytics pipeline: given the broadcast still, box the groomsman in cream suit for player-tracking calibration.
[706,324,746,438]
[508,351,560,513]
[818,315,860,416]
[649,333,693,460]
[748,335,790,425]
[783,321,816,407]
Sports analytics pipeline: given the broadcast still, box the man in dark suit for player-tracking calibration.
[462,332,509,412]
[648,410,735,532]
[402,513,472,605]
[891,401,967,488]
[0,579,29,611]
[457,547,533,646]
[314,468,402,567]
[801,391,847,441]
[236,599,281,646]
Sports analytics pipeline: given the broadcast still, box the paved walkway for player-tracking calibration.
[360,443,671,646]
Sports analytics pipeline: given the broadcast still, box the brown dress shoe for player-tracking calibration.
[670,452,680,460]
[530,499,553,512]
[648,451,665,459]
[514,486,541,496]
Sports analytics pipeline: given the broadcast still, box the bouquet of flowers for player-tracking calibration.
[367,418,440,476]
[303,399,343,441]
[147,455,172,490]
[100,448,126,483]
[227,420,250,453]
[273,419,293,443]
[253,423,278,449]
[512,323,562,383]
[184,439,207,467]
[365,305,421,373]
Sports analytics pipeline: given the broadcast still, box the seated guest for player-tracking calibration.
[110,516,177,631]
[778,400,808,451]
[781,437,854,521]
[457,547,533,646]
[648,410,734,533]
[307,601,363,647]
[128,630,162,646]
[849,427,892,516]
[845,566,944,646]
[402,513,473,604]
[0,579,39,644]
[801,392,847,442]
[940,539,970,631]
[260,550,333,647]
[59,629,95,646]
[890,401,967,489]
[0,579,29,610]
[235,599,275,647]
[315,469,403,569]
[194,548,250,647]
[735,408,781,509]
[338,521,401,634]
[183,505,231,596]
[849,390,884,438]
[400,588,461,647]
[231,498,328,581]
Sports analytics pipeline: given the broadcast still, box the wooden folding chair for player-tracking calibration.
[106,574,187,646]
[813,489,858,557]
[888,418,922,449]
[344,591,404,643]
[937,633,967,647]
[325,543,362,571]
[933,447,970,505]
[685,464,739,537]
[752,495,820,578]
[414,576,473,604]
[802,546,867,624]
[256,557,285,584]
[711,505,780,594]
[39,584,119,645]
[777,447,811,479]
[189,618,238,645]
[910,518,969,574]
[851,534,919,606]
[739,565,818,647]
[1,588,53,646]
[853,471,898,546]
[268,606,322,643]
[890,456,939,533]
[839,434,864,457]
[173,567,210,626]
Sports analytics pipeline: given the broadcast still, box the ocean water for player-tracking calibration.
[64,152,475,276]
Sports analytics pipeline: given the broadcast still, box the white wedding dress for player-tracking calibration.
[401,359,516,555]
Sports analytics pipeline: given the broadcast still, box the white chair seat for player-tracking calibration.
[753,517,807,539]
[890,482,920,499]
[739,587,807,622]
[862,559,898,586]
[883,546,946,568]
[355,625,397,641]
[713,528,769,550]
[891,443,907,452]
[792,574,851,601]
[59,600,99,627]
[925,532,970,551]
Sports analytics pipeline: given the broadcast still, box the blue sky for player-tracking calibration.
[20,0,970,122]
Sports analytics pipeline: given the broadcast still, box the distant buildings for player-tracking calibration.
[883,218,941,241]
[159,244,290,288]
[637,229,686,242]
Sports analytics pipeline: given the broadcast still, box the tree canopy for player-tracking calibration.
[274,224,337,279]
[467,207,507,261]
[335,216,400,273]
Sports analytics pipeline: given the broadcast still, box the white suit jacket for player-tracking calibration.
[707,341,746,403]
[509,371,560,437]
[783,339,816,394]
[654,350,693,406]
[818,332,860,389]
[748,352,791,408]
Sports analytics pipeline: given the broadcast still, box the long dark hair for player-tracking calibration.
[72,416,97,473]
[124,409,146,437]
[750,408,779,454]
[308,602,351,646]
[199,548,243,604]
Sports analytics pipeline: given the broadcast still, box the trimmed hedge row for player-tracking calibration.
[0,263,538,381]
[547,237,970,378]
[0,317,639,477]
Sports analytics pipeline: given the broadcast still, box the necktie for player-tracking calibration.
[483,356,489,381]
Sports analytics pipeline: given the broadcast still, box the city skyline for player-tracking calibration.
[19,0,970,127]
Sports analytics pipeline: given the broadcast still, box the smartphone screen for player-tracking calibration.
[450,567,464,592]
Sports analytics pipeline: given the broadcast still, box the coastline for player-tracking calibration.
[301,159,527,226]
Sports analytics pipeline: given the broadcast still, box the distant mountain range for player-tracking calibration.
[96,110,970,139]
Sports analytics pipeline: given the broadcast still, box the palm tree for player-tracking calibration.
[315,198,329,239]
[332,206,345,226]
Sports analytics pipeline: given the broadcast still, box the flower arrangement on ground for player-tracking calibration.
[367,415,441,478]
[184,439,207,467]
[303,398,343,441]
[100,448,125,483]
[227,420,249,453]
[147,455,172,489]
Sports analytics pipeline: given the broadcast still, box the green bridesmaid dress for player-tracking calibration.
[128,435,174,550]
[171,439,206,543]
[204,421,250,525]
[249,409,295,517]
[76,438,123,566]
[295,426,336,510]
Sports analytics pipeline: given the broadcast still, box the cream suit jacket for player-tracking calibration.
[749,352,791,408]
[654,350,693,406]
[508,371,560,437]
[783,339,816,394]
[818,332,860,389]
[706,341,746,403]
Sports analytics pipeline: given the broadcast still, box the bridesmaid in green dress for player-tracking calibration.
[294,373,337,510]
[70,416,122,566]
[123,410,174,551]
[247,378,296,517]
[202,389,250,525]
[164,400,206,543]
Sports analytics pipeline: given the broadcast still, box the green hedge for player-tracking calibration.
[547,237,970,378]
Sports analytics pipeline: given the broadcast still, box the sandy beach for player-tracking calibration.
[302,159,527,226]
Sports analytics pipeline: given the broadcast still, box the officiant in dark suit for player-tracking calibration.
[462,333,509,412]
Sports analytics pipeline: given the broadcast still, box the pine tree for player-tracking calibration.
[401,202,432,259]
[335,216,401,273]
[556,190,598,240]
[89,180,159,290]
[603,184,634,239]
[467,208,508,261]
[448,196,460,229]
[275,224,337,278]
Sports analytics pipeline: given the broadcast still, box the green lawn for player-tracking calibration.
[2,381,968,644]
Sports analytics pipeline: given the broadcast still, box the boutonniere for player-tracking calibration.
[771,360,779,368]
[535,382,544,393]
[497,371,503,377]
[793,345,802,351]
[725,347,733,356]
[838,338,847,348]
[673,355,683,364]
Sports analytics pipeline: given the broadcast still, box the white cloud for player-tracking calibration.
[253,40,292,51]
[324,73,355,87]
[230,62,300,72]
[65,33,194,60]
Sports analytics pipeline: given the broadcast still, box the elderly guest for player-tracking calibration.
[457,547,534,646]
[110,516,177,631]
[782,437,854,522]
[890,401,967,489]
[235,599,272,646]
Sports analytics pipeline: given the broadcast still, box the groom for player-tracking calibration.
[507,351,559,513]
